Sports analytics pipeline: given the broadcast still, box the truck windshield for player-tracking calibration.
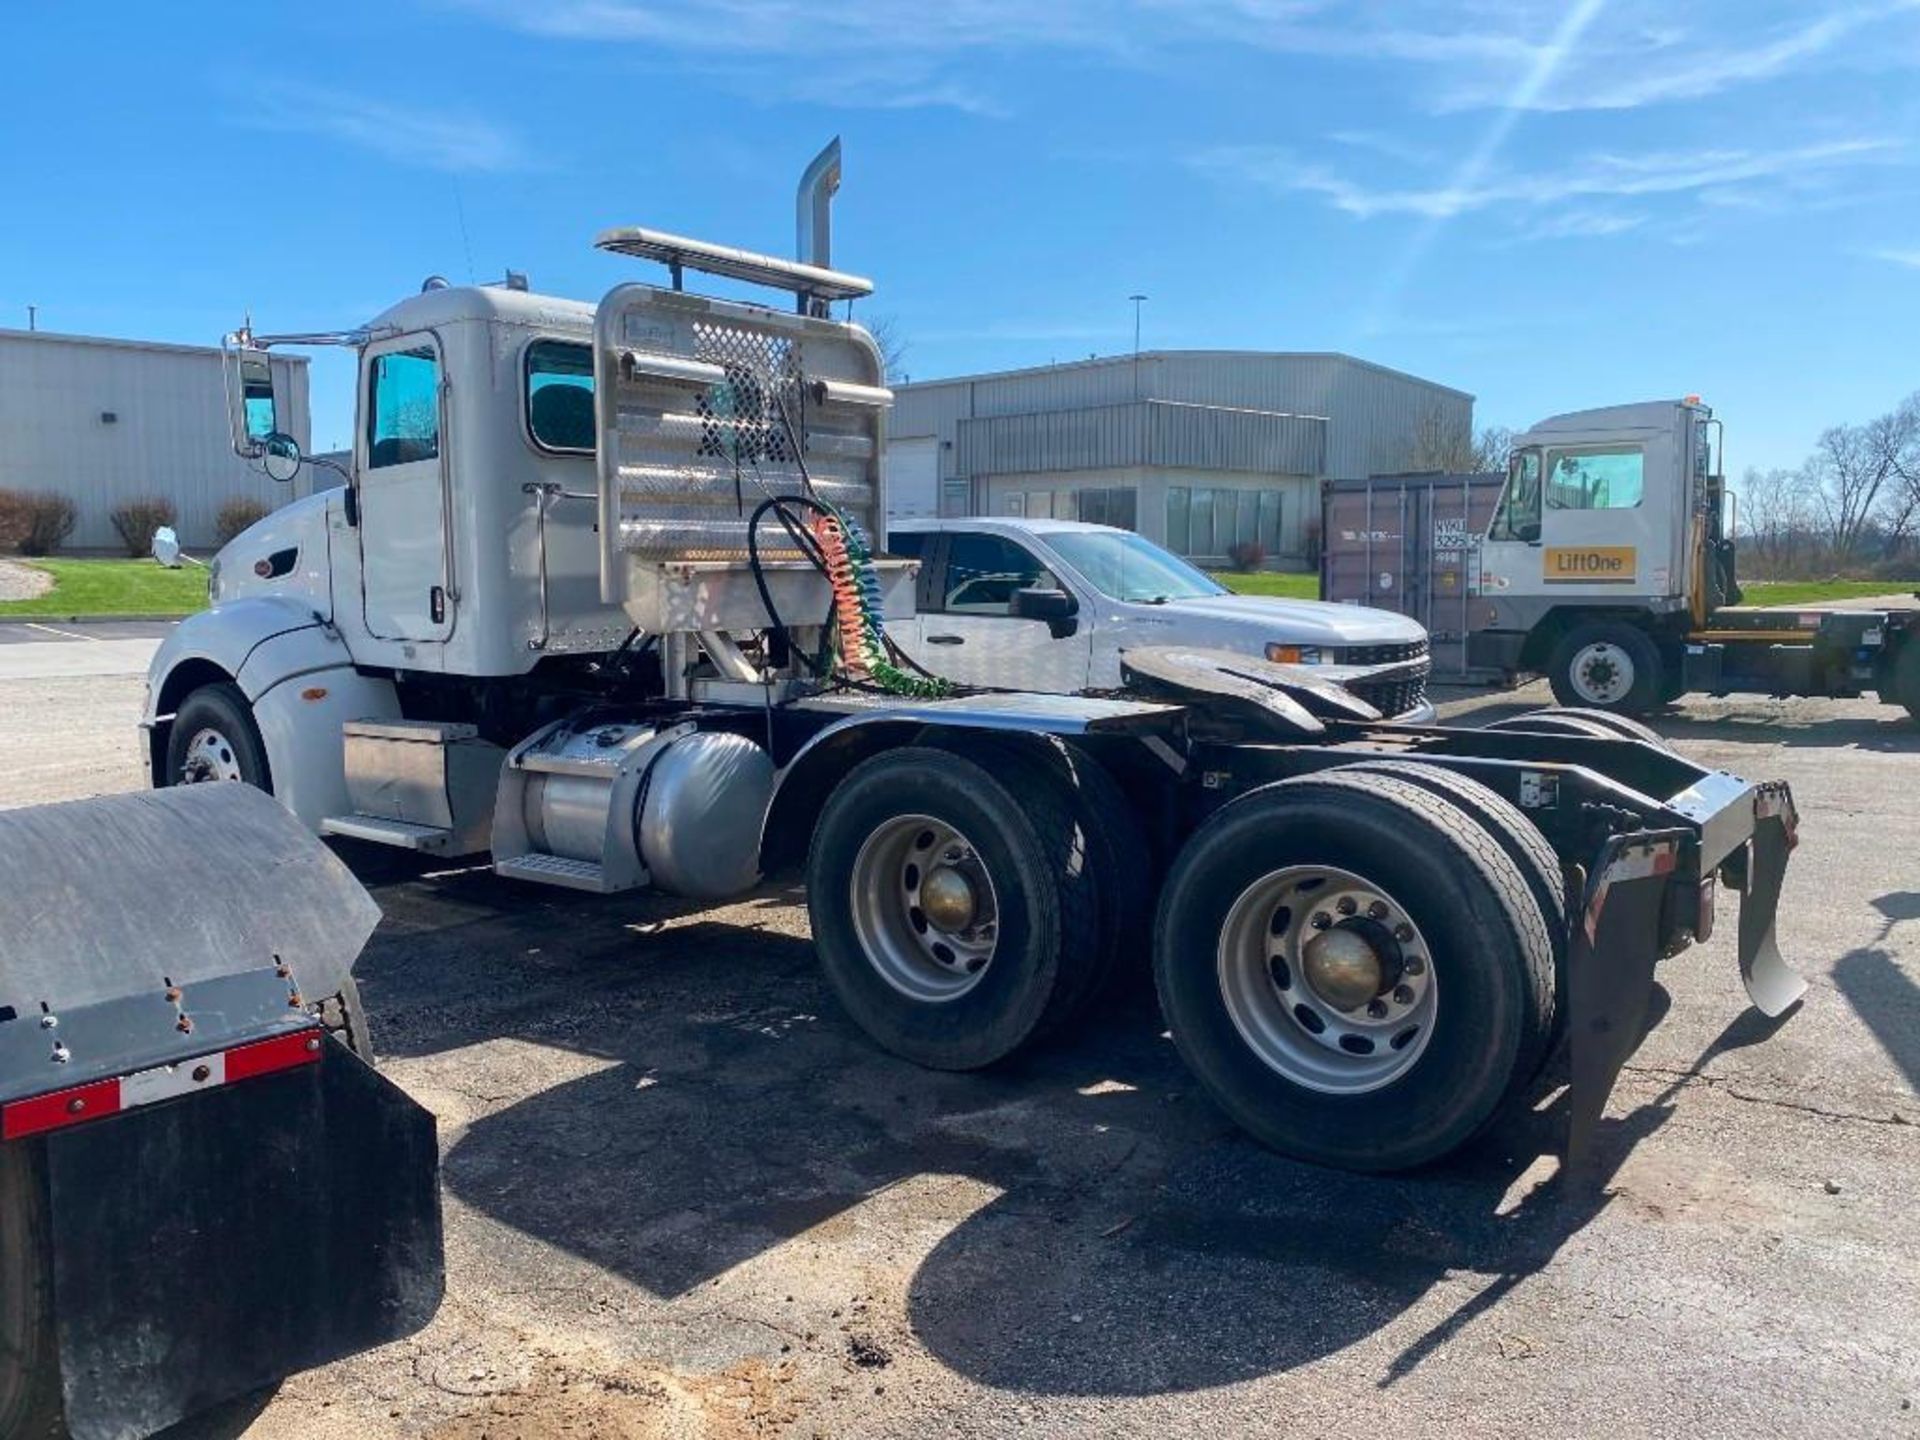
[1046,530,1226,603]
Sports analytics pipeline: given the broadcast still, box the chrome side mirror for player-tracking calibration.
[225,346,282,458]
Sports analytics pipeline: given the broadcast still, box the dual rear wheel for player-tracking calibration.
[807,744,1560,1171]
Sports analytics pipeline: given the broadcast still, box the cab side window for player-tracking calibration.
[367,348,441,469]
[1545,448,1644,510]
[525,339,595,453]
[943,532,1052,615]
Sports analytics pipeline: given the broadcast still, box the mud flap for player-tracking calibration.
[1565,830,1690,1173]
[1735,782,1807,1019]
[40,1043,442,1440]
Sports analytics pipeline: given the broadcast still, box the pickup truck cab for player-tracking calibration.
[887,517,1435,720]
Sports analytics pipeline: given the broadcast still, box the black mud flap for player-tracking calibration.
[1736,782,1808,1019]
[1565,829,1691,1173]
[41,1044,442,1440]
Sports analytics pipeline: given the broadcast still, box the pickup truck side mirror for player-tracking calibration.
[1012,585,1079,639]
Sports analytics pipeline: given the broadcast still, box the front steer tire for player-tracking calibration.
[1153,772,1555,1172]
[164,681,272,791]
[806,746,1098,1070]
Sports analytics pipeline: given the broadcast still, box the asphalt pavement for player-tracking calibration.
[3,648,1915,1440]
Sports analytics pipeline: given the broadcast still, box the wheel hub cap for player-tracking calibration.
[919,865,979,933]
[181,728,242,784]
[1217,865,1437,1094]
[1573,642,1633,704]
[1301,923,1390,1011]
[850,815,1001,1003]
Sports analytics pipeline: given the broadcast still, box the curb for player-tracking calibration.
[0,613,189,626]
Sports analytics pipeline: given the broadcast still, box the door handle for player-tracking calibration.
[926,634,965,645]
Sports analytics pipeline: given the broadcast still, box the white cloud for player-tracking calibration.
[1515,209,1647,241]
[236,84,525,172]
[1872,248,1920,268]
[1197,138,1904,221]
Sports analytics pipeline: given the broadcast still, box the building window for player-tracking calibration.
[525,339,595,453]
[1190,488,1216,556]
[1026,490,1054,519]
[366,347,440,469]
[1076,486,1138,531]
[1166,486,1191,554]
[1258,489,1283,551]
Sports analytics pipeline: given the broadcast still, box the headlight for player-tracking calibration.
[1266,643,1323,665]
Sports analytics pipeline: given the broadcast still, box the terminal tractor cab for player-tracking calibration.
[1469,398,1920,720]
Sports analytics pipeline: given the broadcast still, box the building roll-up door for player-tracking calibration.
[886,436,940,522]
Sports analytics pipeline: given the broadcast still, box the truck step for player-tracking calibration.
[320,814,458,852]
[494,852,635,894]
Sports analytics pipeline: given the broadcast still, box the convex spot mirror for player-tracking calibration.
[262,432,303,484]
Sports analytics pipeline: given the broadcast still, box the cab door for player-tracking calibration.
[358,337,452,642]
[909,530,1091,692]
[1480,444,1653,601]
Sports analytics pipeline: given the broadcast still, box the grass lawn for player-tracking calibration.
[1735,579,1920,607]
[0,558,209,618]
[1211,570,1321,600]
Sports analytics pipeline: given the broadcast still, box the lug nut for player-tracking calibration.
[1394,924,1414,943]
[1405,956,1425,975]
[38,1014,57,1031]
[1336,896,1358,917]
[1309,912,1332,930]
[1368,901,1389,920]
[1366,1000,1388,1019]
[1393,984,1414,1005]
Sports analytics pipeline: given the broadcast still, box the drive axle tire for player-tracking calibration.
[807,746,1096,1070]
[1153,772,1554,1171]
[1893,641,1920,726]
[1548,622,1663,716]
[0,1148,61,1440]
[1486,705,1674,752]
[165,682,272,791]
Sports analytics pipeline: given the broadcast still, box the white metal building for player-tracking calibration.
[0,328,311,551]
[888,351,1472,566]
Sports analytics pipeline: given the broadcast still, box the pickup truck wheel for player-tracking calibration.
[0,1147,61,1440]
[1548,622,1662,716]
[1153,772,1554,1171]
[165,682,272,791]
[808,746,1092,1069]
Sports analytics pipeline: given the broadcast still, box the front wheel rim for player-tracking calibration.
[1570,642,1634,705]
[179,727,243,783]
[1217,864,1437,1094]
[850,814,1001,1003]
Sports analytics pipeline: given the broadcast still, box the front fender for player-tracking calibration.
[142,597,332,724]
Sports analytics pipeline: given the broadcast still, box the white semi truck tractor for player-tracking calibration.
[144,148,1810,1174]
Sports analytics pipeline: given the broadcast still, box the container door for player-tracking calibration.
[358,337,452,643]
[886,437,941,521]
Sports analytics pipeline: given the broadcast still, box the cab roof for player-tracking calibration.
[362,284,596,338]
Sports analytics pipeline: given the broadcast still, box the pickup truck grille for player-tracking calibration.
[1338,639,1429,667]
[1348,670,1429,718]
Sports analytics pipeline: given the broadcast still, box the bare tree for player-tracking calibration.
[1806,397,1920,563]
[862,313,910,384]
[1734,465,1816,575]
[1472,425,1514,473]
[1403,408,1515,474]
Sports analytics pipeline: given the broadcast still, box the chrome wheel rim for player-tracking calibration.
[1570,642,1634,705]
[1217,864,1436,1094]
[180,727,243,783]
[850,814,1000,1003]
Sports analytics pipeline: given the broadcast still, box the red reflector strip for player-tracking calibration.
[2,1028,324,1142]
[2,1078,120,1142]
[225,1030,325,1083]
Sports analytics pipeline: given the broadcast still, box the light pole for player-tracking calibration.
[1128,294,1148,358]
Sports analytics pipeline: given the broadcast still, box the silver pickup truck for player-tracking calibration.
[887,517,1435,720]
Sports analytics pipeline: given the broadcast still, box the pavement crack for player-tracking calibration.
[1620,1062,1913,1127]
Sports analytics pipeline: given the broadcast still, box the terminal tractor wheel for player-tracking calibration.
[1547,621,1664,717]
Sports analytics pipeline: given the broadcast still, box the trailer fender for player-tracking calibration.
[761,718,928,878]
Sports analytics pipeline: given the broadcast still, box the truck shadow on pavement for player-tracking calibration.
[354,866,1774,1398]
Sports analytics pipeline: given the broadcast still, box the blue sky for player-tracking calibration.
[4,1,1918,470]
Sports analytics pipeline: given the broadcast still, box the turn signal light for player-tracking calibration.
[1266,643,1323,665]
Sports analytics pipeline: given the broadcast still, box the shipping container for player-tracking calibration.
[1321,472,1507,679]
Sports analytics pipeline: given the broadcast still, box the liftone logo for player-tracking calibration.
[1543,546,1637,584]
